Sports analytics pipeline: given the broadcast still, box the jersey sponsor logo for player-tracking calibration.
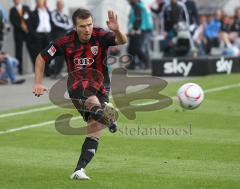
[47,45,57,56]
[91,46,98,56]
[73,58,95,66]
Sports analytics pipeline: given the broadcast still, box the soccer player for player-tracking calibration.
[33,8,127,180]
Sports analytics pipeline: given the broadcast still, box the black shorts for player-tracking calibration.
[68,86,109,122]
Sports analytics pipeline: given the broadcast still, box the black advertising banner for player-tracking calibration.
[208,56,240,74]
[152,56,240,77]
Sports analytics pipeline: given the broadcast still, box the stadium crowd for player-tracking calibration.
[127,0,240,70]
[0,0,239,80]
[0,0,72,84]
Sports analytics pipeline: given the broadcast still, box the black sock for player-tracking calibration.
[75,137,99,171]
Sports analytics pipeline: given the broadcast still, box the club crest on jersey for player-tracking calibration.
[47,45,56,56]
[91,46,98,56]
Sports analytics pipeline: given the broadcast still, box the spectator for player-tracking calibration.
[204,12,221,54]
[0,52,25,85]
[151,0,165,15]
[9,0,36,75]
[161,0,189,33]
[221,15,235,32]
[127,0,154,69]
[50,0,72,79]
[214,9,225,26]
[51,0,72,38]
[0,4,8,50]
[219,15,238,49]
[160,0,189,55]
[0,9,4,47]
[181,0,199,25]
[151,0,166,33]
[181,0,199,34]
[192,15,207,56]
[233,7,240,34]
[29,0,53,76]
[232,7,240,48]
[0,4,8,21]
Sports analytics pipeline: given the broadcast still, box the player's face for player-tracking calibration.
[75,17,93,43]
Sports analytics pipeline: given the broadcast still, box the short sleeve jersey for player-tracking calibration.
[41,27,116,94]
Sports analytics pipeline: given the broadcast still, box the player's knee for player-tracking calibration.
[84,96,103,121]
[85,96,101,111]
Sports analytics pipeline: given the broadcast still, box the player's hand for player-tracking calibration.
[106,10,119,32]
[33,84,48,97]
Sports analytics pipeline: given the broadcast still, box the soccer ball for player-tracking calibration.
[177,83,204,110]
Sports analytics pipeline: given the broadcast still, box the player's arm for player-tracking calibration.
[33,54,48,97]
[106,10,128,45]
[33,41,62,97]
[114,29,128,45]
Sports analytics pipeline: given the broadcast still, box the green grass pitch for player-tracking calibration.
[0,74,239,189]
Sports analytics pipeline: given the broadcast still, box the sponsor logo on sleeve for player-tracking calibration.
[47,45,57,56]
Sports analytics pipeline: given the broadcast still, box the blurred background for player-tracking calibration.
[0,0,239,109]
[0,0,239,74]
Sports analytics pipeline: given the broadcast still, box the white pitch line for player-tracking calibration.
[204,83,240,94]
[0,82,239,135]
[0,105,57,119]
[0,82,239,120]
[0,116,81,135]
[127,82,240,103]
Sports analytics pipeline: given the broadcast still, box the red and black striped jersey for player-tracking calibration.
[41,27,116,95]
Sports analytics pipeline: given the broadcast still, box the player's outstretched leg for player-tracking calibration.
[89,102,119,133]
[103,102,118,133]
[108,122,117,133]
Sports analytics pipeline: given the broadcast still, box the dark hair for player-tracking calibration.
[72,8,92,25]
